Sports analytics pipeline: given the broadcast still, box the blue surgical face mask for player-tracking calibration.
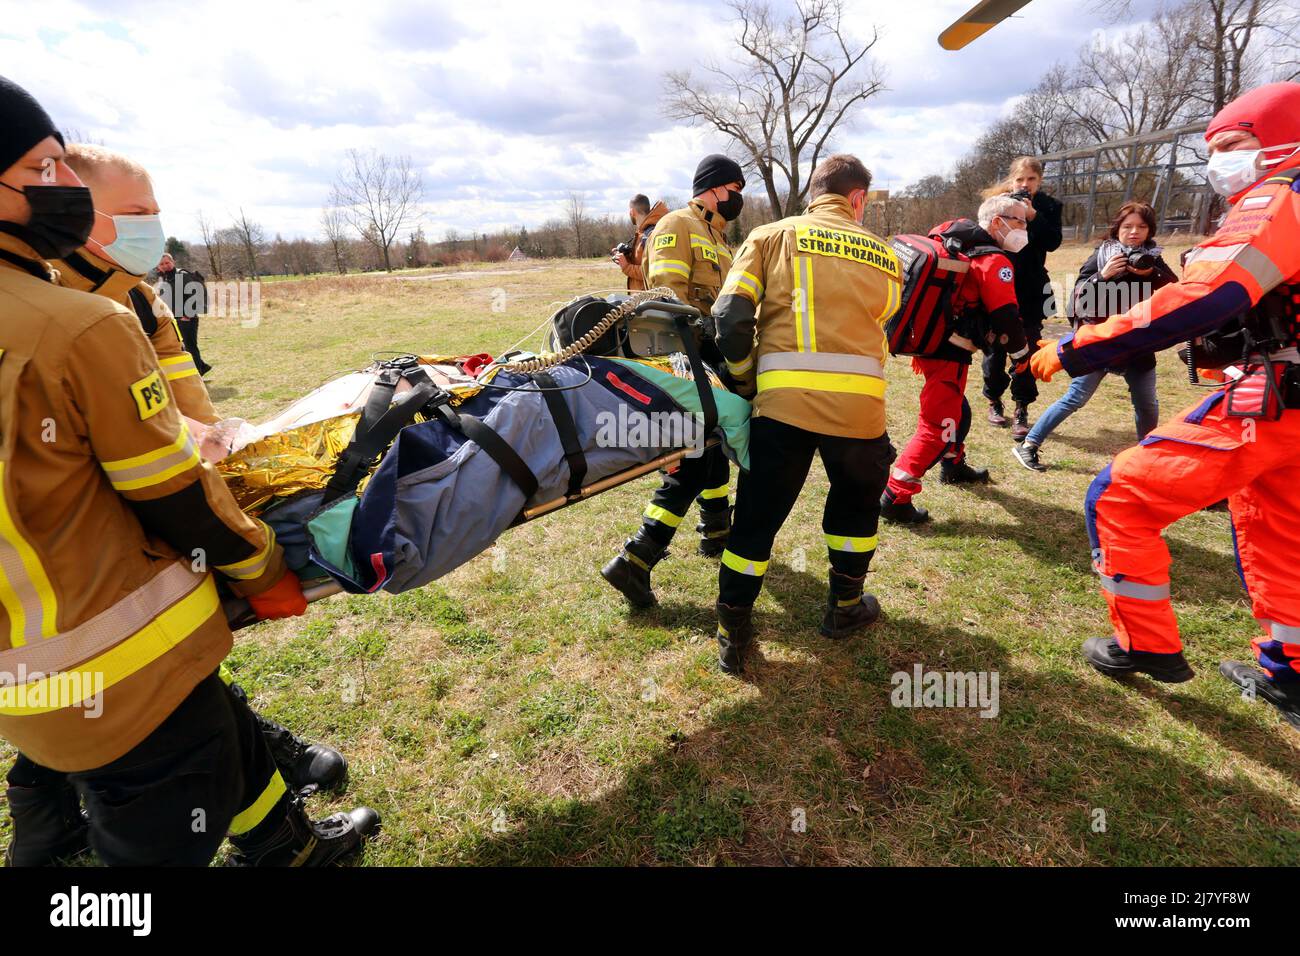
[91,212,166,276]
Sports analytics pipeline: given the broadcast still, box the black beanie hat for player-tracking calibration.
[693,154,745,196]
[0,76,63,177]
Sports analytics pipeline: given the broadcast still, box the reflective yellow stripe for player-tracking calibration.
[757,370,887,397]
[0,461,58,646]
[228,771,287,836]
[159,354,199,381]
[649,260,691,278]
[793,256,816,352]
[878,276,901,324]
[726,355,754,375]
[824,533,878,553]
[216,522,276,581]
[100,426,200,492]
[0,574,219,715]
[699,485,729,500]
[643,504,684,528]
[720,549,768,577]
[721,270,763,304]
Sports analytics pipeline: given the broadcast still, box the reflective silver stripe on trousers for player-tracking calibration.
[758,351,884,377]
[1264,620,1300,645]
[0,562,209,678]
[1098,574,1171,601]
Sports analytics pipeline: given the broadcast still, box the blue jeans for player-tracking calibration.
[1025,366,1159,448]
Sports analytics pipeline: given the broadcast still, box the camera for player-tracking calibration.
[1008,188,1033,204]
[1126,250,1156,271]
[611,241,633,264]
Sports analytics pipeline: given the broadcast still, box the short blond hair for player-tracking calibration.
[64,143,151,186]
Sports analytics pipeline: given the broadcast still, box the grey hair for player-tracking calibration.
[978,194,1024,230]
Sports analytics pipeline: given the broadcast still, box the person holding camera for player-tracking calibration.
[1012,201,1177,472]
[981,157,1062,439]
[612,193,666,291]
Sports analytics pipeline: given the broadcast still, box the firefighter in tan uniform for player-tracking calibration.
[3,142,352,867]
[601,154,745,608]
[0,76,375,866]
[710,154,900,673]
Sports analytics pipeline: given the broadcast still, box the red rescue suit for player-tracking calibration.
[887,221,1024,504]
[1056,86,1300,680]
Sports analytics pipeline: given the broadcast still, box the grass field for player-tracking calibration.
[7,242,1300,866]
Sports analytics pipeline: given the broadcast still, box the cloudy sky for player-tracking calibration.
[1,0,1164,244]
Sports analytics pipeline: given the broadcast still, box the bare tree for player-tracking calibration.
[230,207,266,277]
[664,0,885,218]
[320,204,349,274]
[196,211,226,279]
[564,191,587,258]
[331,149,426,272]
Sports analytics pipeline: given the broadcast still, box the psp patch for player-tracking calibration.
[130,370,170,420]
[999,266,1014,283]
[654,234,677,250]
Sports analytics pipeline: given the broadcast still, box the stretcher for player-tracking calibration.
[218,291,751,628]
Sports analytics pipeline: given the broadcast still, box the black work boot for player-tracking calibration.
[879,493,930,525]
[939,458,990,485]
[3,782,89,867]
[229,682,348,794]
[1219,661,1300,730]
[820,571,882,639]
[715,602,754,674]
[1011,403,1031,441]
[256,713,349,794]
[696,506,732,558]
[987,400,1009,427]
[601,527,667,608]
[228,792,380,867]
[1082,636,1194,683]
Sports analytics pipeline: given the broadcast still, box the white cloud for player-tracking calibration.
[0,0,1162,241]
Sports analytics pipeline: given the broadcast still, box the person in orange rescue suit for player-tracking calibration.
[880,195,1033,525]
[709,154,900,673]
[601,154,744,608]
[1030,82,1300,728]
[613,193,667,292]
[2,142,353,869]
[0,75,376,866]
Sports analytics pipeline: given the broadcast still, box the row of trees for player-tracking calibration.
[182,0,1298,277]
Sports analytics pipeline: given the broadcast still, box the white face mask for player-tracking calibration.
[1000,224,1029,253]
[1206,141,1300,197]
[91,212,166,276]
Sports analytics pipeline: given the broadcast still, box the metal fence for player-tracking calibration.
[1038,121,1217,242]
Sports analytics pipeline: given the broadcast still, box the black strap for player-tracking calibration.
[0,249,50,281]
[674,315,719,437]
[61,251,112,291]
[128,287,158,335]
[430,402,539,501]
[533,370,586,495]
[321,368,436,504]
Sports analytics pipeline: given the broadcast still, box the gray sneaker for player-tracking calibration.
[1012,442,1047,472]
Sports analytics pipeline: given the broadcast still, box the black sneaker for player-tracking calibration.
[879,494,930,524]
[1219,661,1300,730]
[1012,442,1047,472]
[1082,636,1194,683]
[939,459,990,485]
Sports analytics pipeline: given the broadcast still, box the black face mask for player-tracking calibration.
[0,182,95,259]
[716,189,744,221]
